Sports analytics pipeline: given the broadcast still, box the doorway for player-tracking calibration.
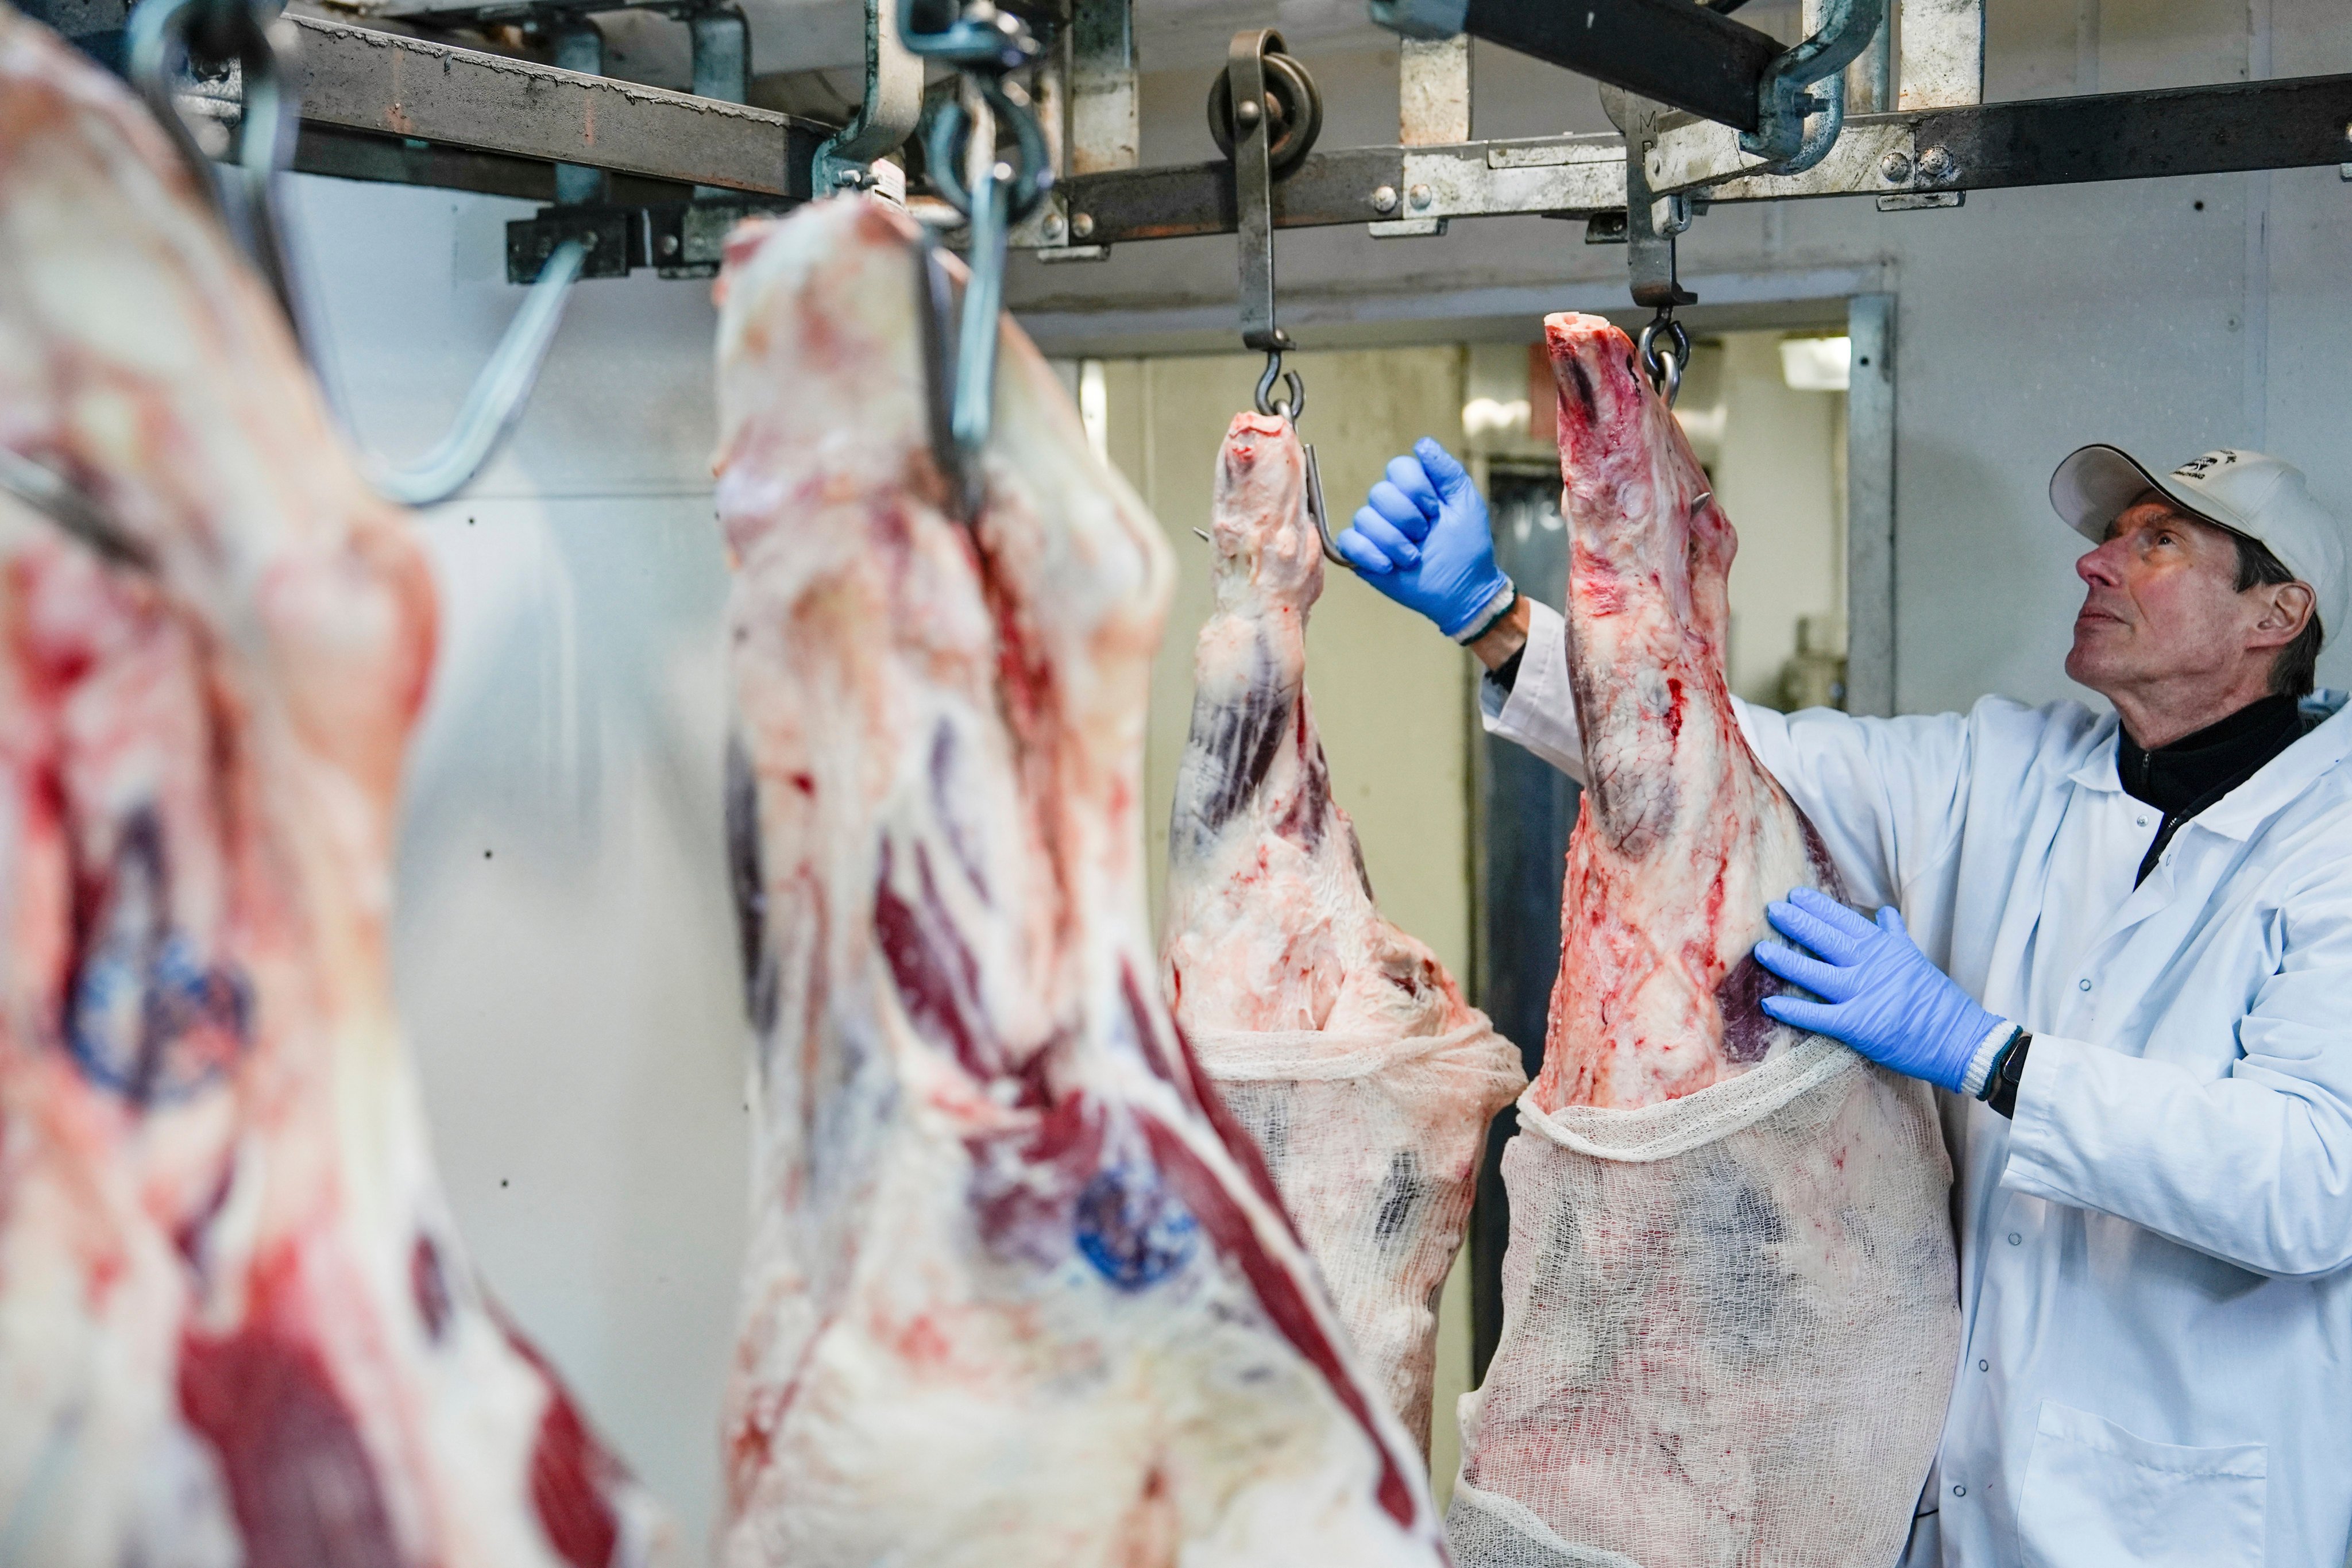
[1055,302,1889,1496]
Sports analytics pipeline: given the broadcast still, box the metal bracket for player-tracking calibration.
[1372,33,1466,238]
[689,6,748,102]
[1878,189,1963,211]
[551,18,608,206]
[506,194,794,282]
[813,0,922,196]
[688,4,750,198]
[1399,33,1469,145]
[1022,0,1128,260]
[1899,0,1984,109]
[1068,0,1136,174]
[1606,90,1696,311]
[1648,113,1912,195]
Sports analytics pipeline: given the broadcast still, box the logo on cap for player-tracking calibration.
[2173,450,2243,480]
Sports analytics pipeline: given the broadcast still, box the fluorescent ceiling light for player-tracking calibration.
[1780,335,1851,392]
[1463,396,1531,438]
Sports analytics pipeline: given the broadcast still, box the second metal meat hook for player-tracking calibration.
[126,0,585,511]
[911,56,1052,523]
[369,238,588,507]
[0,450,157,572]
[1248,352,1343,568]
[1300,435,1346,569]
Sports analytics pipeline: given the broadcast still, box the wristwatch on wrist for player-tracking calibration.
[1984,1032,2033,1119]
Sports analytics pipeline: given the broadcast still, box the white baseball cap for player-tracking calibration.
[2050,445,2349,643]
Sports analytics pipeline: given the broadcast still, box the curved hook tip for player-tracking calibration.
[369,238,587,509]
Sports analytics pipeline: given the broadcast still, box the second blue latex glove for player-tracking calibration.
[1335,438,1513,639]
[1754,887,2011,1094]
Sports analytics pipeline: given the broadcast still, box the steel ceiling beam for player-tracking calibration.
[238,20,2352,276]
[1373,0,1782,133]
[1041,72,2352,245]
[1913,73,2352,187]
[284,15,825,196]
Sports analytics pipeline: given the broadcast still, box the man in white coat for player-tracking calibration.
[1339,439,2352,1567]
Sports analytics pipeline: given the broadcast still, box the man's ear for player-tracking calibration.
[2250,579,2316,650]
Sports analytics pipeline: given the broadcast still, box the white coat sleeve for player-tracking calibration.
[1478,600,1588,781]
[1480,601,1982,909]
[2003,877,2352,1280]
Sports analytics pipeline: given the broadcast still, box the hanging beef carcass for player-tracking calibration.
[712,197,1449,1568]
[1160,411,1523,1454]
[0,17,670,1566]
[1447,314,1959,1568]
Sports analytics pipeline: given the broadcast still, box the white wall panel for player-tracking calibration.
[286,174,745,1552]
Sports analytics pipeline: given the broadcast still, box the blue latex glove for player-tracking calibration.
[1335,438,1513,639]
[1753,887,2012,1094]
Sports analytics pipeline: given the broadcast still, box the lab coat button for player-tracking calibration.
[2008,1232,2022,1245]
[2078,978,2092,991]
[2137,815,2149,827]
[1952,1485,1967,1497]
[1979,1359,1989,1371]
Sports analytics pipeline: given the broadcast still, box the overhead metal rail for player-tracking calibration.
[256,28,2352,219]
[1024,74,2352,246]
[112,3,2352,280]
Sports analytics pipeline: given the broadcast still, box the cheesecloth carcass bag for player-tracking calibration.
[1448,1038,1959,1568]
[1192,1017,1527,1453]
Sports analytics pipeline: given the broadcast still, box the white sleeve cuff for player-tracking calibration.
[1481,600,1589,782]
[1960,1020,2019,1099]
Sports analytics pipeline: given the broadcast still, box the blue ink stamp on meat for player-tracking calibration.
[65,809,251,1105]
[1075,1160,1198,1290]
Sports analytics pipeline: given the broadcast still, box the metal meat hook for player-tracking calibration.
[126,0,585,512]
[1254,348,1304,423]
[1220,37,1341,571]
[0,450,158,573]
[906,4,1053,524]
[1300,433,1346,569]
[1250,355,1346,570]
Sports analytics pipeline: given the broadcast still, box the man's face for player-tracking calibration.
[2063,494,2266,698]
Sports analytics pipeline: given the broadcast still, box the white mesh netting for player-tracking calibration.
[1449,1038,1959,1568]
[1192,1018,1527,1453]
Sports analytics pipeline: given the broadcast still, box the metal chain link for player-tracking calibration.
[1637,310,1691,408]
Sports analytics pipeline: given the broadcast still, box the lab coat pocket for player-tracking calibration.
[2015,1400,2265,1568]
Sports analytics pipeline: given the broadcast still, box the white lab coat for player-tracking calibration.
[1485,600,2352,1568]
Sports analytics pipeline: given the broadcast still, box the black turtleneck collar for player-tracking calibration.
[2117,693,2314,883]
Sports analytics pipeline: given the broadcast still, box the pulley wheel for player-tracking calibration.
[1206,51,1324,174]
